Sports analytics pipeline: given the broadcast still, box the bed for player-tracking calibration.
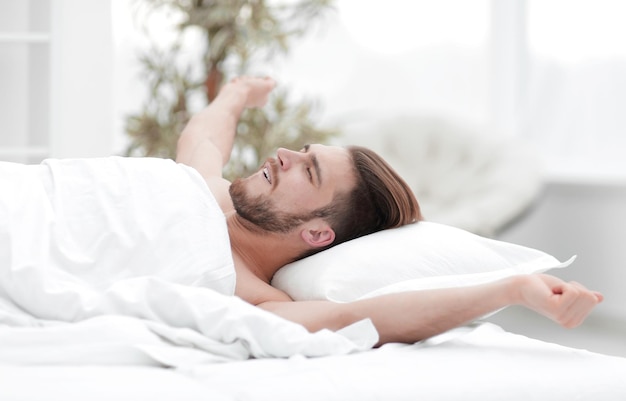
[2,220,626,400]
[3,321,626,401]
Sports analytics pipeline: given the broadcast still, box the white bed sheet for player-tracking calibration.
[2,322,626,401]
[1,158,625,399]
[0,366,227,401]
[184,322,626,401]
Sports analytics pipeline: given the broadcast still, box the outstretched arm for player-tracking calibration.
[176,76,276,180]
[258,274,603,346]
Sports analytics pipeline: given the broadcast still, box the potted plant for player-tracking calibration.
[125,0,339,180]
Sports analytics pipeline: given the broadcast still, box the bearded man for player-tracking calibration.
[0,76,602,346]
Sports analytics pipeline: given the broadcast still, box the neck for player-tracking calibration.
[226,212,304,283]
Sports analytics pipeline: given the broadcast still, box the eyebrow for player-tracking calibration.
[304,144,322,187]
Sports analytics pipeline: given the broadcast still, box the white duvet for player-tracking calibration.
[2,158,626,401]
[0,157,377,365]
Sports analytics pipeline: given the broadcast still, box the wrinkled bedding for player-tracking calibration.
[0,158,377,362]
[2,322,626,401]
[2,157,626,401]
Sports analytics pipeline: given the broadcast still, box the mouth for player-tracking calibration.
[263,165,271,184]
[262,158,278,186]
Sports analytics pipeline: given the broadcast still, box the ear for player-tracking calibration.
[300,223,335,248]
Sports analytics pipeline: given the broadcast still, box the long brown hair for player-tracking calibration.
[298,145,422,259]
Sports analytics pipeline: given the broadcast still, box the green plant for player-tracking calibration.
[125,0,339,180]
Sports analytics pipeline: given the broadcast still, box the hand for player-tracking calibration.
[227,76,276,109]
[516,274,603,328]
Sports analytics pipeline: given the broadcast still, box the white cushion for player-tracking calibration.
[271,221,574,302]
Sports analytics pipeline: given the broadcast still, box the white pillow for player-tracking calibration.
[271,221,574,302]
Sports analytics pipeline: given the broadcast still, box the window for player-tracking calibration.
[275,0,492,128]
[524,0,626,180]
[0,0,114,163]
[0,0,51,163]
[279,0,626,181]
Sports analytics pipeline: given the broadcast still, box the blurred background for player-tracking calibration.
[1,0,624,356]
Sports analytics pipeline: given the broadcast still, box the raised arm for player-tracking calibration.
[176,76,276,180]
[258,274,603,345]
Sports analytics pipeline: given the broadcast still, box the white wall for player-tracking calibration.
[270,1,492,134]
[498,180,626,323]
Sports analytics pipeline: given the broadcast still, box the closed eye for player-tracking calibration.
[301,144,321,187]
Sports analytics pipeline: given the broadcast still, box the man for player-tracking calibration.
[176,76,603,345]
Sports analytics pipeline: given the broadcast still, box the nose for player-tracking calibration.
[276,148,303,170]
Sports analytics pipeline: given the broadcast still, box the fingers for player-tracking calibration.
[552,280,602,328]
[232,76,276,108]
[521,274,603,329]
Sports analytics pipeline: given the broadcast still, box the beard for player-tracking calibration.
[229,178,311,234]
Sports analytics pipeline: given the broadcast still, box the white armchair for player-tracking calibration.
[335,116,543,237]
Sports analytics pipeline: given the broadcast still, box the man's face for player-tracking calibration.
[229,144,355,233]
